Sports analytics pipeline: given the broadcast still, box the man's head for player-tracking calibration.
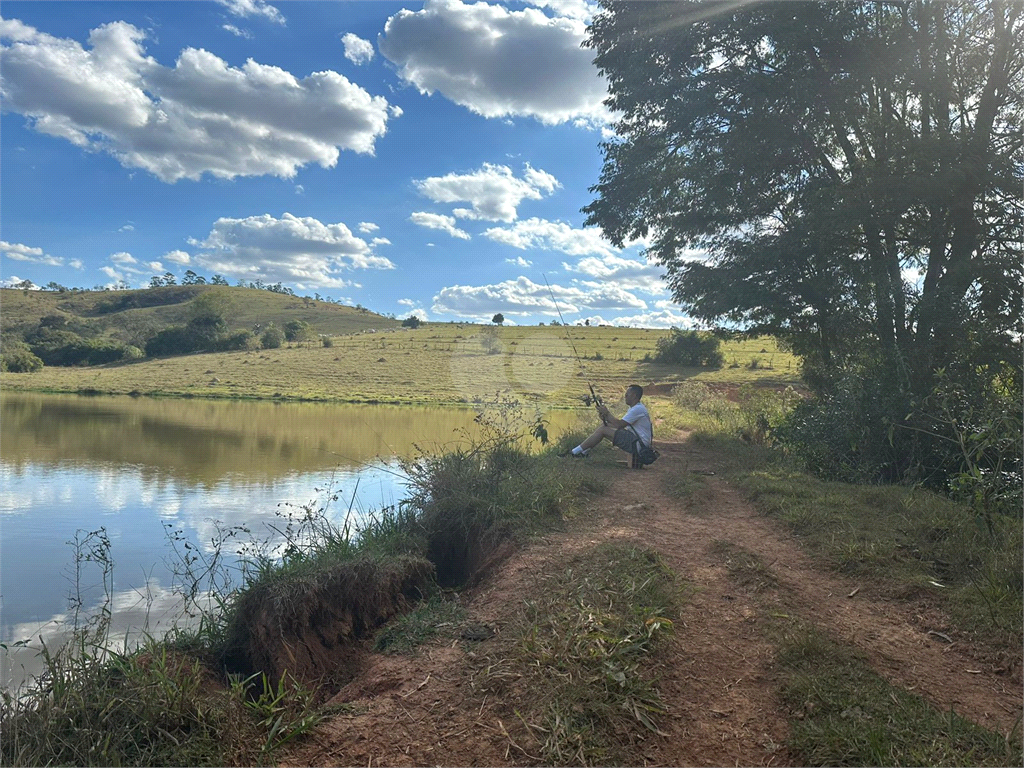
[625,384,643,405]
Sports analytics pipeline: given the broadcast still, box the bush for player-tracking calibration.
[216,330,258,352]
[654,329,723,368]
[145,326,198,357]
[260,325,284,349]
[283,320,315,342]
[1,344,43,372]
[401,316,421,329]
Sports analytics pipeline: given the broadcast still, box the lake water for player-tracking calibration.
[0,391,578,690]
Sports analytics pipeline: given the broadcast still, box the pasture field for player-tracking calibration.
[1,323,800,407]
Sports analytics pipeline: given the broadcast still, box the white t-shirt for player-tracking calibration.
[622,402,653,446]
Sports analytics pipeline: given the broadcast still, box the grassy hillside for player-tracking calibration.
[0,286,399,344]
[0,322,800,406]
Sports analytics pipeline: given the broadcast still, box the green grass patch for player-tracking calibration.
[734,462,1023,644]
[776,624,1021,767]
[372,594,467,654]
[494,542,681,766]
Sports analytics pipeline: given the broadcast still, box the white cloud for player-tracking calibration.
[192,212,394,289]
[217,0,284,24]
[505,256,532,267]
[222,24,252,39]
[110,252,137,265]
[0,240,63,266]
[370,237,391,246]
[357,221,379,233]
[100,265,125,281]
[592,310,697,329]
[163,250,191,265]
[484,217,617,257]
[432,276,645,317]
[378,0,611,126]
[415,163,559,222]
[524,0,597,21]
[341,32,375,65]
[69,259,84,269]
[397,298,416,307]
[564,253,668,294]
[146,261,164,272]
[409,211,471,240]
[0,19,395,182]
[118,223,134,232]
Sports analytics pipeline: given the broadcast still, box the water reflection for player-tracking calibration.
[0,392,578,691]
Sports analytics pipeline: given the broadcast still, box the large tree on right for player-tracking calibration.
[584,0,1022,393]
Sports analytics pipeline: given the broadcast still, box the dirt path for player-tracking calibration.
[283,436,1022,767]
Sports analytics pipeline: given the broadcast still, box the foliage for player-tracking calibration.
[283,320,315,342]
[1,340,44,372]
[261,324,284,349]
[492,313,505,325]
[654,328,723,368]
[401,315,421,329]
[585,0,1023,396]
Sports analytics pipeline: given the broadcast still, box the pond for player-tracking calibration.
[0,391,579,691]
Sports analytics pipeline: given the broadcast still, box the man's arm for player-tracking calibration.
[596,404,630,429]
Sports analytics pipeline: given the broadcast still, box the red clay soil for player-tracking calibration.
[281,435,1023,768]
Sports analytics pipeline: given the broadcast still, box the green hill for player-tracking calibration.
[0,285,399,349]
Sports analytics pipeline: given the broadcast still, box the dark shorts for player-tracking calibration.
[613,428,640,453]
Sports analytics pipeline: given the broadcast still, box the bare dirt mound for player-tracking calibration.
[282,436,1022,767]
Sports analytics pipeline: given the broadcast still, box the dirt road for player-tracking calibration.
[283,436,1022,767]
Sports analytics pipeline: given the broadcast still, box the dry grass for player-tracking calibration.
[2,323,799,406]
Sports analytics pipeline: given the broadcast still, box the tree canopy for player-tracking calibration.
[584,0,1022,391]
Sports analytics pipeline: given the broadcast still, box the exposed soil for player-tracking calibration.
[281,435,1022,767]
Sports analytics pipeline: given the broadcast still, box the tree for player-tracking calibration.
[210,274,229,285]
[584,1,1023,393]
[284,319,315,342]
[401,316,421,329]
[492,313,505,325]
[182,270,206,285]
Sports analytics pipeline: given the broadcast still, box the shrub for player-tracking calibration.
[1,344,44,372]
[145,326,198,357]
[260,325,284,349]
[671,381,713,410]
[401,316,421,329]
[283,320,314,342]
[321,336,334,348]
[654,329,724,368]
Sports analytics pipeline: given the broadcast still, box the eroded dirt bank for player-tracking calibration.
[282,436,1022,767]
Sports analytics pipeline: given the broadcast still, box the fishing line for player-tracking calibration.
[542,273,607,424]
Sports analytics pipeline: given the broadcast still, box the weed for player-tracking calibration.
[708,540,779,593]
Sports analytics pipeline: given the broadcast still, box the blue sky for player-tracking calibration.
[0,0,695,327]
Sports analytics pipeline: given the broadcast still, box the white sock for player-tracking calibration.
[572,445,587,455]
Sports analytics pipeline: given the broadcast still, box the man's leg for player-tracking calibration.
[570,424,617,455]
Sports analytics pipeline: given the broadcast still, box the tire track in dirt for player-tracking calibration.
[282,435,1021,767]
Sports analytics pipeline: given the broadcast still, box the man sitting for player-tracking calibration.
[563,384,652,459]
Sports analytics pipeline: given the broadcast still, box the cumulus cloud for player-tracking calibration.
[357,221,379,233]
[432,276,645,318]
[0,276,40,289]
[0,18,395,182]
[409,211,471,240]
[378,0,611,126]
[483,217,618,257]
[370,237,391,247]
[589,309,697,329]
[217,0,284,24]
[117,223,134,232]
[191,212,393,289]
[505,256,532,267]
[415,163,559,222]
[525,0,597,21]
[0,240,63,266]
[110,252,137,265]
[341,32,375,65]
[163,250,191,265]
[564,253,668,294]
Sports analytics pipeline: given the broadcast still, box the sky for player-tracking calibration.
[0,0,697,327]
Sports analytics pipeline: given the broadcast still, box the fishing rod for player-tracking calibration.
[542,274,608,425]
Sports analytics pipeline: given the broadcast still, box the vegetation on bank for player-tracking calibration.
[0,407,602,766]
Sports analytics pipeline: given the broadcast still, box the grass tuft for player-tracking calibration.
[492,543,682,766]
